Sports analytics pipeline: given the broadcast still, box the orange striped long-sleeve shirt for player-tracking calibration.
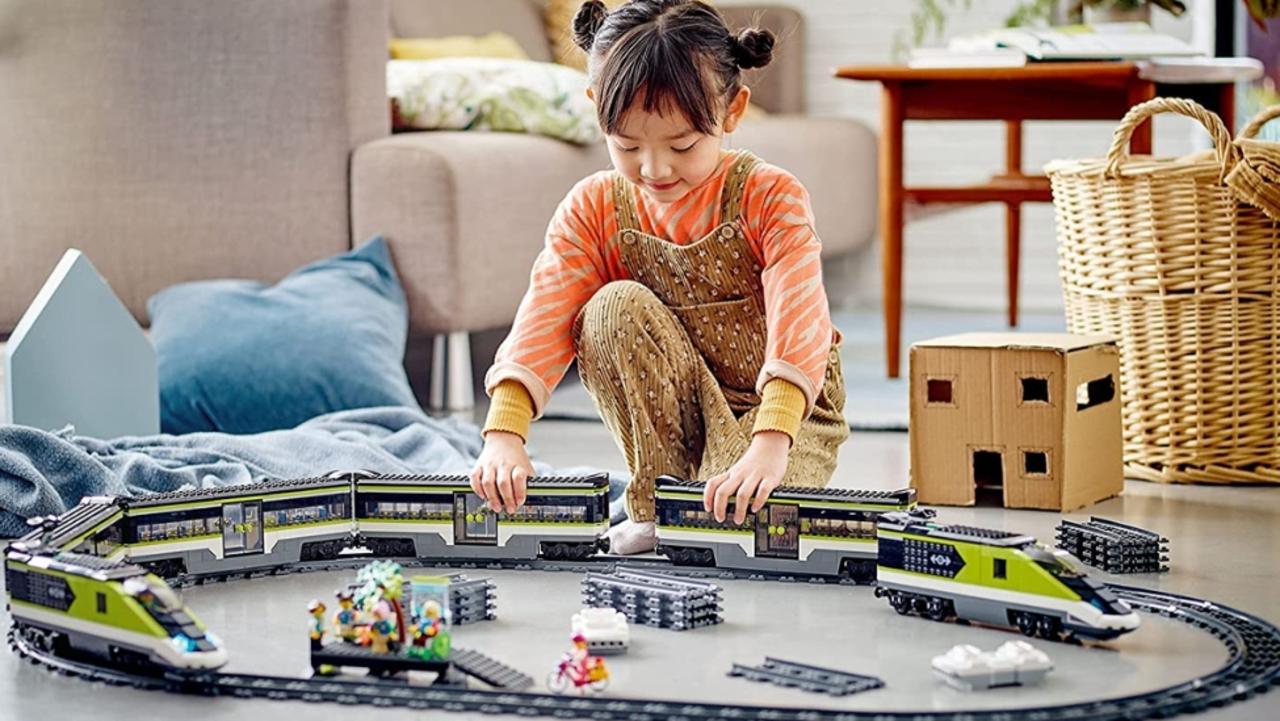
[484,150,836,420]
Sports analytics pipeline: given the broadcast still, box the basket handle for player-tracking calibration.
[1239,105,1280,139]
[1104,97,1236,179]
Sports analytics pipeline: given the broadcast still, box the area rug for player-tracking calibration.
[542,306,1066,432]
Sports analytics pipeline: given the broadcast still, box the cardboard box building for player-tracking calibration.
[909,333,1123,511]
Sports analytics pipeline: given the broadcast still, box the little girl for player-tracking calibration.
[470,0,848,554]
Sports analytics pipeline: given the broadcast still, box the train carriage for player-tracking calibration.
[875,510,1139,641]
[118,476,354,578]
[654,477,916,581]
[355,474,611,560]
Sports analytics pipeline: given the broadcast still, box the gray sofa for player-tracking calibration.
[0,0,876,415]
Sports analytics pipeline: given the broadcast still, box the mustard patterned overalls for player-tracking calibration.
[571,151,849,522]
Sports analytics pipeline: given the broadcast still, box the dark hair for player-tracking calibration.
[572,0,775,136]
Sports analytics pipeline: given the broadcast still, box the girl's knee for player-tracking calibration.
[574,280,665,352]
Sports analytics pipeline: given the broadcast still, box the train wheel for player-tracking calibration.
[1014,612,1036,637]
[890,592,913,615]
[911,595,929,615]
[925,597,953,622]
[1036,615,1062,640]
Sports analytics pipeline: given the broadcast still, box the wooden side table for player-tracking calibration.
[834,61,1250,378]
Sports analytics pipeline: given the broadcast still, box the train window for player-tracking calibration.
[994,558,1007,579]
[97,592,107,614]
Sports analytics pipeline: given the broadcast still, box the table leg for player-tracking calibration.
[1004,120,1022,328]
[1127,80,1156,154]
[879,82,905,378]
[1219,82,1236,134]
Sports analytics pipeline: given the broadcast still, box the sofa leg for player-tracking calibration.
[429,331,475,412]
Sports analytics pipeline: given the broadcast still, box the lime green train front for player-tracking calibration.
[5,548,227,670]
[874,510,1140,641]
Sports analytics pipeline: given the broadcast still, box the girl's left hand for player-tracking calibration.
[704,431,791,524]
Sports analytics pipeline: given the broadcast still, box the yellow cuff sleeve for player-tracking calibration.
[483,380,534,443]
[751,378,806,442]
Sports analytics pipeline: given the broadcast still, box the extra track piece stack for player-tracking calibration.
[582,567,722,630]
[1055,517,1169,574]
[448,575,497,625]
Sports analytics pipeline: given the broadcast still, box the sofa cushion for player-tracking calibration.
[389,32,530,60]
[147,236,419,435]
[388,58,601,144]
[730,115,878,256]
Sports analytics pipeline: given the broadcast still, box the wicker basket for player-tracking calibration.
[1046,98,1280,484]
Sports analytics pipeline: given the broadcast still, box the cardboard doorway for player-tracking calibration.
[972,449,1004,506]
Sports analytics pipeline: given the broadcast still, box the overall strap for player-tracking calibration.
[719,150,762,222]
[611,172,642,232]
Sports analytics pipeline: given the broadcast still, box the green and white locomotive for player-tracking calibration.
[5,545,225,671]
[874,510,1140,641]
[654,477,916,581]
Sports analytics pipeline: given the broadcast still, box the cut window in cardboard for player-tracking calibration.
[1023,450,1049,476]
[1021,376,1050,403]
[927,378,953,405]
[1076,375,1116,411]
[993,558,1007,579]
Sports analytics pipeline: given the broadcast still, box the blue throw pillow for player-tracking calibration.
[147,236,420,434]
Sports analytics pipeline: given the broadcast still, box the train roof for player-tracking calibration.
[655,477,916,506]
[880,511,1036,547]
[6,549,145,581]
[357,473,610,490]
[13,498,123,552]
[121,476,350,509]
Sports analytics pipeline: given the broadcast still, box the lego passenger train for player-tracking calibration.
[653,477,917,582]
[47,472,612,580]
[874,510,1140,641]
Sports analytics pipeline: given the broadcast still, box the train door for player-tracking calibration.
[222,501,264,556]
[453,493,497,545]
[754,503,799,559]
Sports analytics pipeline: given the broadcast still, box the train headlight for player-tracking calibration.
[171,633,195,653]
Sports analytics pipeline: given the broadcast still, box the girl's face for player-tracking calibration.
[595,86,750,204]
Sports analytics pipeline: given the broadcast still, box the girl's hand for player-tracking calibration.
[470,431,536,513]
[703,431,791,524]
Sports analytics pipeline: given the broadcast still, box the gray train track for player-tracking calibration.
[729,657,885,697]
[166,554,860,589]
[9,580,1280,720]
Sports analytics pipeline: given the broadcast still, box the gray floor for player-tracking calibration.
[2,420,1277,720]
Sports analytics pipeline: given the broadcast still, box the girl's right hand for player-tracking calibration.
[470,431,536,513]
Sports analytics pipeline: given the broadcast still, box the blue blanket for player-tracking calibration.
[0,406,627,537]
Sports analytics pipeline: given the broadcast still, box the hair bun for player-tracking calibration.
[573,0,609,53]
[729,27,774,70]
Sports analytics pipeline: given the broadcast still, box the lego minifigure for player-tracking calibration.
[407,599,451,661]
[332,590,359,642]
[307,599,327,651]
[547,633,610,695]
[366,604,396,655]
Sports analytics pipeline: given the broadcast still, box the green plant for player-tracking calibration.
[1242,0,1279,29]
[893,0,974,60]
[895,0,1190,59]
